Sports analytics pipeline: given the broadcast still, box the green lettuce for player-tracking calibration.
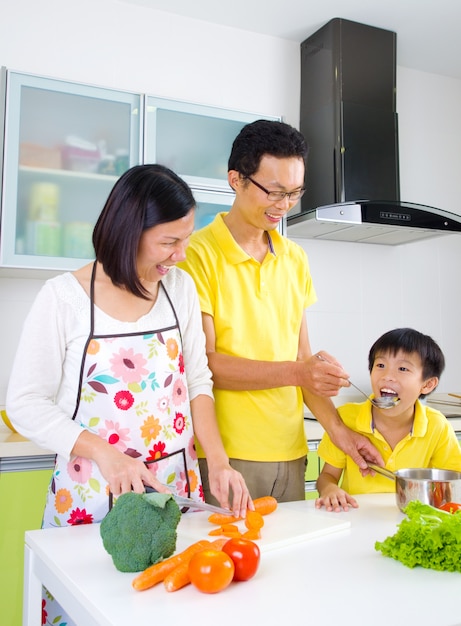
[375,500,461,572]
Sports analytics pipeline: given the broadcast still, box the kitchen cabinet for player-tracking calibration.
[0,67,142,271]
[145,95,277,192]
[0,68,280,271]
[0,462,53,626]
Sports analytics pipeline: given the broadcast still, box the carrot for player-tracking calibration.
[244,510,264,530]
[164,537,229,592]
[207,512,241,525]
[253,496,278,515]
[208,527,226,536]
[222,530,242,538]
[210,538,228,550]
[243,529,262,540]
[132,539,211,591]
[164,559,192,592]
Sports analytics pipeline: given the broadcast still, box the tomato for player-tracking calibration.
[438,502,461,513]
[222,538,261,582]
[188,549,235,594]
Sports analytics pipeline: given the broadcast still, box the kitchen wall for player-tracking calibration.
[0,0,460,404]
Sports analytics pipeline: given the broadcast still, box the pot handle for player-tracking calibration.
[367,463,395,480]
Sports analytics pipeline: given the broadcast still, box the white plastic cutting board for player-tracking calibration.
[176,501,351,553]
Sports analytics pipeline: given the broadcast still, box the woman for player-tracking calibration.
[7,164,250,623]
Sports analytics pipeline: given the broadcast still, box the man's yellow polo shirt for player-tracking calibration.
[318,399,461,494]
[178,213,317,461]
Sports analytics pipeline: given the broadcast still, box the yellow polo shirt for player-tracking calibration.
[178,212,317,461]
[318,399,461,494]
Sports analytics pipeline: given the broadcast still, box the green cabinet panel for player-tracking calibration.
[0,469,52,626]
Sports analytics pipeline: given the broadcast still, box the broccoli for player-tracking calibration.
[100,491,182,572]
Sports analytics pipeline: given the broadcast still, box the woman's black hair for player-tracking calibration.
[368,327,445,381]
[228,119,308,177]
[92,164,195,299]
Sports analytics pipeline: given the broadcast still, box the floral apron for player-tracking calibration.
[42,262,203,529]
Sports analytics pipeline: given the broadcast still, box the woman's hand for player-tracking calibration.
[72,430,168,495]
[206,461,253,519]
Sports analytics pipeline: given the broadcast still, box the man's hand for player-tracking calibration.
[329,426,384,475]
[299,351,351,397]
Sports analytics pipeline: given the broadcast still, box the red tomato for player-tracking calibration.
[438,502,461,513]
[222,538,261,582]
[188,549,235,594]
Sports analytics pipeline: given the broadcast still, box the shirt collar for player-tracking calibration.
[210,212,287,264]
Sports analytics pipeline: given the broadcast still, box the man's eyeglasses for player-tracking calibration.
[245,176,306,202]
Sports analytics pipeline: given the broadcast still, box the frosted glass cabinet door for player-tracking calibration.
[192,189,235,230]
[145,96,278,191]
[0,69,141,270]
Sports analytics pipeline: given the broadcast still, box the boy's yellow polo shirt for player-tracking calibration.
[318,400,461,494]
[179,213,317,462]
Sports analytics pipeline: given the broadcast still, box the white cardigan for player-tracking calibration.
[6,267,213,460]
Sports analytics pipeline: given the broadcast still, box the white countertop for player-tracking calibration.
[23,494,461,626]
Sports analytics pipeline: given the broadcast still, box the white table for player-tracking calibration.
[23,494,461,626]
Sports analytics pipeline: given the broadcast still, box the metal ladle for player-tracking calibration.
[315,354,400,410]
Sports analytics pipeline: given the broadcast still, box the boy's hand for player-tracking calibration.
[315,486,359,513]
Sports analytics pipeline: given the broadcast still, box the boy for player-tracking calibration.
[316,328,461,512]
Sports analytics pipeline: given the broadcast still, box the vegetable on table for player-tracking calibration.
[100,492,181,573]
[438,502,461,513]
[132,539,211,591]
[163,538,227,592]
[188,549,235,594]
[222,538,261,581]
[375,500,461,572]
[253,496,278,516]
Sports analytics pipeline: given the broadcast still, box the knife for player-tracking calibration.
[144,486,234,516]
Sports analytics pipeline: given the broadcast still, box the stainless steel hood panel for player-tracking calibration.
[287,201,461,245]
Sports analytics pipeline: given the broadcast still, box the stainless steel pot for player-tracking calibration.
[368,464,461,511]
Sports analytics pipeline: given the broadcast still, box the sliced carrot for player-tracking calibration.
[207,512,241,525]
[253,496,278,515]
[164,537,229,592]
[244,510,264,530]
[132,539,211,591]
[208,527,226,536]
[221,523,240,533]
[222,530,242,538]
[242,529,262,540]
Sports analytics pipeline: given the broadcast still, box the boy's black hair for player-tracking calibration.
[228,119,308,177]
[368,328,445,382]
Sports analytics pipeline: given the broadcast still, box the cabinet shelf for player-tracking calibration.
[19,165,119,184]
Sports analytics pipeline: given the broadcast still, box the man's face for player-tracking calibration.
[229,154,305,231]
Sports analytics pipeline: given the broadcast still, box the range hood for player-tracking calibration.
[287,18,461,245]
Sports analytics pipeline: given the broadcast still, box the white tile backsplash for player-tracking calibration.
[294,233,461,394]
[1,234,460,404]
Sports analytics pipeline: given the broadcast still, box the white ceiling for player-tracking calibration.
[120,0,461,79]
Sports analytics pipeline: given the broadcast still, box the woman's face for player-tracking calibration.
[136,208,195,283]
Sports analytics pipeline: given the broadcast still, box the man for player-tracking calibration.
[179,119,382,502]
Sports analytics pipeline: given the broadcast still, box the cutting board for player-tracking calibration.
[176,501,351,553]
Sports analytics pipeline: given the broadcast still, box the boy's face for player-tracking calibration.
[370,349,438,416]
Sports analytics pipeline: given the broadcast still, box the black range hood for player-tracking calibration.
[287,18,461,245]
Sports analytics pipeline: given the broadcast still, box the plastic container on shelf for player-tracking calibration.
[63,222,94,259]
[28,182,60,222]
[25,221,62,256]
[61,145,101,173]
